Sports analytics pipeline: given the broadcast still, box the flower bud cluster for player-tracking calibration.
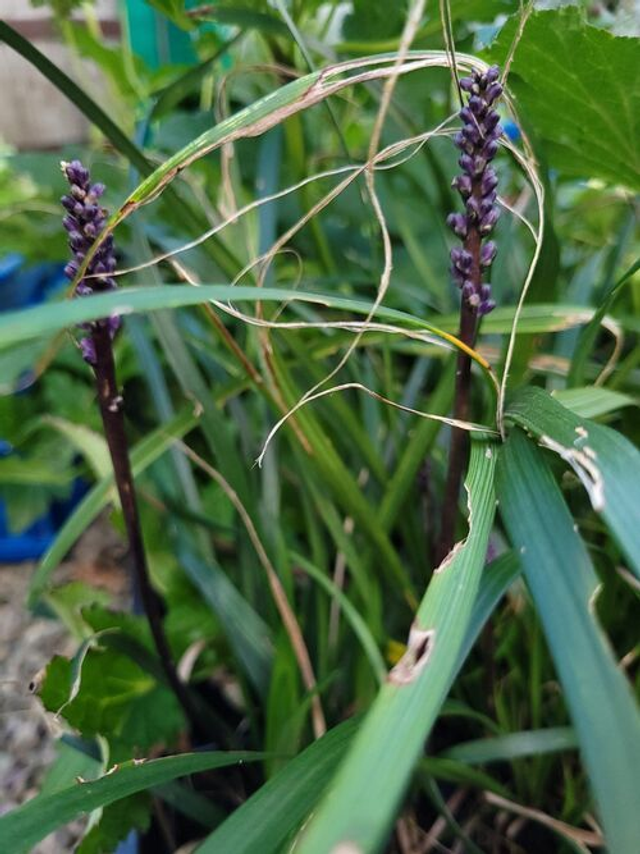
[61,160,119,364]
[446,65,503,316]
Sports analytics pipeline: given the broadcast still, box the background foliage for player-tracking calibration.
[0,1,639,852]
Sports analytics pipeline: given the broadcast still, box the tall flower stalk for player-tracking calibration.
[437,67,503,562]
[61,160,201,734]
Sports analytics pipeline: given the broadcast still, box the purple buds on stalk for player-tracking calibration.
[447,65,503,316]
[60,160,119,364]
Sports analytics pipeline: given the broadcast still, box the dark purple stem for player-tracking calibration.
[60,160,201,735]
[436,66,503,563]
[90,325,202,734]
[436,253,478,564]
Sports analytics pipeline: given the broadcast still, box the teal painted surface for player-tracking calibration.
[124,0,197,68]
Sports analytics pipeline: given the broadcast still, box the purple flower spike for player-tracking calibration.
[60,160,119,363]
[468,96,486,117]
[482,139,499,160]
[458,154,476,175]
[451,248,473,271]
[480,241,497,268]
[447,213,468,238]
[479,207,500,235]
[485,82,503,105]
[452,174,472,197]
[461,281,475,301]
[481,168,499,195]
[447,65,503,315]
[79,337,97,365]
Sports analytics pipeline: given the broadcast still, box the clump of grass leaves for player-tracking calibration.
[0,3,638,853]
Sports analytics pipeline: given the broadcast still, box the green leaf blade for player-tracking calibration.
[196,719,359,854]
[496,429,640,854]
[505,386,640,579]
[0,751,263,854]
[296,439,498,853]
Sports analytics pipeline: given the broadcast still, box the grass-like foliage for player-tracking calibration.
[0,2,638,852]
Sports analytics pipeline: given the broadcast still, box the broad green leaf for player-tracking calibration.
[497,429,640,854]
[0,750,261,854]
[486,9,640,190]
[45,582,112,640]
[29,407,199,604]
[297,439,497,853]
[342,0,405,41]
[65,21,145,103]
[40,647,185,758]
[505,386,640,579]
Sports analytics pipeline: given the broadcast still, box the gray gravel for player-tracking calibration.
[0,517,129,853]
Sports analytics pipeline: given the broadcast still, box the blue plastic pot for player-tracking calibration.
[0,255,85,563]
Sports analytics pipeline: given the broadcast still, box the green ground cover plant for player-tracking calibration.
[0,2,638,852]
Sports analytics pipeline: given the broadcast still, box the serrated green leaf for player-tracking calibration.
[486,8,640,189]
[496,429,640,854]
[39,646,185,758]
